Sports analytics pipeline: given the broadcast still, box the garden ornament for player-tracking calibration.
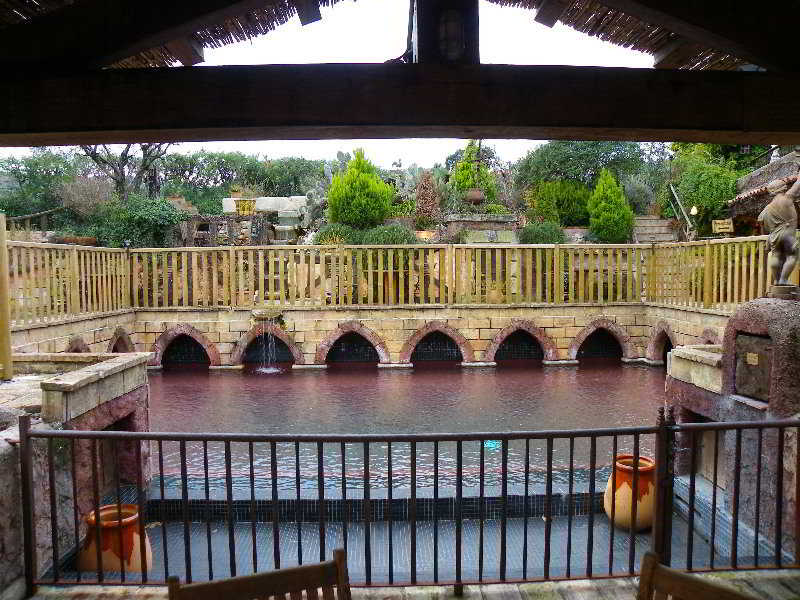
[758,174,800,290]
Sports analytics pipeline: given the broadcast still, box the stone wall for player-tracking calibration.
[124,304,731,367]
[11,310,136,355]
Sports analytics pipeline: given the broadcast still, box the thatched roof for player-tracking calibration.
[1,0,748,70]
[729,152,800,218]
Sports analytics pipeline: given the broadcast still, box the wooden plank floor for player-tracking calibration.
[31,570,800,600]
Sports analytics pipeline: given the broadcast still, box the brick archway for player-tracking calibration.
[230,322,304,365]
[150,324,221,367]
[568,318,633,360]
[65,335,90,353]
[315,321,389,364]
[107,327,135,353]
[645,320,678,362]
[701,328,720,345]
[399,320,475,363]
[485,320,558,362]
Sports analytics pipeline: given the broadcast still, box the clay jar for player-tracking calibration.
[603,454,656,531]
[78,504,153,573]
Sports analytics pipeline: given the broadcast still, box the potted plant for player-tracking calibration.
[78,504,153,573]
[603,454,656,531]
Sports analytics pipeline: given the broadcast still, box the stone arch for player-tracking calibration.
[399,320,475,363]
[568,317,634,360]
[314,321,389,364]
[645,320,678,362]
[149,324,221,367]
[107,327,135,353]
[485,320,558,362]
[65,336,90,353]
[230,322,304,365]
[701,328,720,345]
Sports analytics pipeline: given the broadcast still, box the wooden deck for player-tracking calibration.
[30,570,800,600]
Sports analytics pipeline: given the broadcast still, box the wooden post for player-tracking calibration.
[703,240,713,308]
[0,214,12,380]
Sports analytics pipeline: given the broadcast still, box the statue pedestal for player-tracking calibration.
[768,284,800,300]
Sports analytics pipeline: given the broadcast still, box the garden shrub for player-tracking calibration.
[414,215,436,230]
[671,147,738,236]
[327,150,393,229]
[360,224,419,245]
[415,170,440,222]
[524,186,559,225]
[313,223,363,245]
[483,203,511,215]
[588,170,634,243]
[519,221,566,244]
[84,194,185,247]
[544,180,591,226]
[451,140,497,203]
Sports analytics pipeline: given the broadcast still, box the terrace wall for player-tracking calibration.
[9,304,730,368]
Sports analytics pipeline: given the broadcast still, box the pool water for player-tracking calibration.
[147,360,665,492]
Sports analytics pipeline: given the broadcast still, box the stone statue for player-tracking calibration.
[757,175,800,287]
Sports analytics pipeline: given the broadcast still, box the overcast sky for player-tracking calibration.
[0,0,653,168]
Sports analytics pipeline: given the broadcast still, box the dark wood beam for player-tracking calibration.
[295,0,322,26]
[0,0,273,69]
[597,0,799,71]
[3,64,800,146]
[534,0,570,28]
[165,39,205,66]
[653,38,700,70]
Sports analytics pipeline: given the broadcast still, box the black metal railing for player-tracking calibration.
[17,410,800,595]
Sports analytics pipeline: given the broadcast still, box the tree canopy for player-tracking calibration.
[515,141,646,191]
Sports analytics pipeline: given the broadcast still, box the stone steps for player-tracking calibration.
[633,216,678,243]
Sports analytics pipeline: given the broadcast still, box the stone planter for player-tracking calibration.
[603,454,656,531]
[78,504,152,573]
[58,236,97,246]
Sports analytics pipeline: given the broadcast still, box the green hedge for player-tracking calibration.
[588,170,634,243]
[327,150,393,229]
[519,221,566,244]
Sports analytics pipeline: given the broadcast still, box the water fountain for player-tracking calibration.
[250,310,287,374]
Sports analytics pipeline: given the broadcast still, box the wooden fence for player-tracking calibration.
[648,236,774,312]
[7,241,129,326]
[0,215,12,379]
[4,237,786,330]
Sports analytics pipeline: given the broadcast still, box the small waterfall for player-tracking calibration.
[255,317,283,375]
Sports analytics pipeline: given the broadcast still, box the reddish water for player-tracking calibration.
[149,360,666,435]
[148,361,665,490]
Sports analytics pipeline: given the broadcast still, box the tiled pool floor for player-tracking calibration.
[57,512,715,585]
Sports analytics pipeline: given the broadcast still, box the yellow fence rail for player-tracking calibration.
[0,215,13,379]
[4,237,785,330]
[7,241,129,326]
[649,236,771,312]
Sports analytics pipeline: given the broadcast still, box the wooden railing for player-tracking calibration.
[4,237,789,329]
[7,241,129,325]
[127,244,651,309]
[5,207,63,241]
[0,214,12,379]
[649,236,772,312]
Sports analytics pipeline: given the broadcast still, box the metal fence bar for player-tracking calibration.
[20,416,800,590]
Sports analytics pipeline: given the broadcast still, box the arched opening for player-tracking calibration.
[326,332,379,368]
[66,336,90,353]
[494,330,544,367]
[576,328,623,362]
[162,334,211,370]
[411,331,463,368]
[242,333,295,371]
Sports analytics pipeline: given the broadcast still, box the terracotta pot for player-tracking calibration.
[465,188,485,205]
[603,454,656,531]
[78,504,152,573]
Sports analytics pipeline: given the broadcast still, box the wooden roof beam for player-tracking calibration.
[534,0,571,28]
[165,39,205,66]
[295,0,322,26]
[597,0,798,71]
[653,37,700,70]
[3,64,800,146]
[0,0,275,69]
